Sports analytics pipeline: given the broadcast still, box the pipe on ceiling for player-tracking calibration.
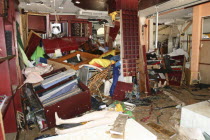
[147,0,208,18]
[155,9,159,49]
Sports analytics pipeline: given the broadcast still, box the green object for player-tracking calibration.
[109,100,135,120]
[30,46,45,63]
[18,44,30,67]
[124,110,135,120]
[16,22,24,49]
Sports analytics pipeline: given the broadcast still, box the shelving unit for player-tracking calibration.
[121,10,139,77]
[71,22,90,37]
[0,0,23,139]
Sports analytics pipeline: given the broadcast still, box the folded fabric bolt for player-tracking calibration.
[42,87,81,107]
[40,79,78,102]
[41,69,76,89]
[41,82,78,102]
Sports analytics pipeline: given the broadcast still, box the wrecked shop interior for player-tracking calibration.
[0,0,210,139]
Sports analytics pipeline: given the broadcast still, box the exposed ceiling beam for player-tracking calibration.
[158,25,170,32]
[139,0,170,10]
[182,20,192,33]
[59,0,67,9]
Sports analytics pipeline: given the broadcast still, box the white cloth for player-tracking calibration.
[168,48,189,60]
[23,64,53,84]
[23,64,53,77]
[41,119,157,140]
[23,72,44,84]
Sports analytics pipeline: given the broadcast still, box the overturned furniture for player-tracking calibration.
[148,55,185,87]
[24,68,91,130]
[25,30,42,59]
[48,51,99,70]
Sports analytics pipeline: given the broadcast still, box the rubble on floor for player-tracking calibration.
[17,31,210,140]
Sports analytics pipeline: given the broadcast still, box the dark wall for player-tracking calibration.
[28,15,46,33]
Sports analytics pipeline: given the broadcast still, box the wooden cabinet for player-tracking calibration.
[49,15,92,43]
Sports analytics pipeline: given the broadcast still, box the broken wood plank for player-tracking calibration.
[25,30,42,59]
[158,25,170,32]
[110,114,129,136]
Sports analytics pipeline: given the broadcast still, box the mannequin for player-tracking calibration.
[55,110,119,134]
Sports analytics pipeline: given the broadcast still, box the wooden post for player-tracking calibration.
[138,16,150,95]
[20,14,28,49]
[149,19,154,50]
[144,19,149,52]
[190,2,210,84]
[138,16,146,93]
[190,6,201,83]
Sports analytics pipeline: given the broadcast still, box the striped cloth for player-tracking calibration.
[39,79,78,102]
[41,69,76,89]
[42,87,82,107]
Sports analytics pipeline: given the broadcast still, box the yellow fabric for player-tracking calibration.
[99,50,116,59]
[89,59,115,68]
[115,104,124,112]
[81,122,88,125]
[109,11,118,21]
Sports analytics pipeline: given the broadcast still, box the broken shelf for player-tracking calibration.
[0,55,15,64]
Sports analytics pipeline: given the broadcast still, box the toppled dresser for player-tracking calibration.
[24,68,91,131]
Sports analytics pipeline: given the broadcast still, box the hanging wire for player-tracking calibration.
[54,0,58,23]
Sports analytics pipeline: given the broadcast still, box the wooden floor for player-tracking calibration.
[17,87,210,140]
[17,127,55,140]
[134,87,210,140]
[6,132,17,140]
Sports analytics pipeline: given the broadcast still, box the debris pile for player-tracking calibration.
[18,29,210,140]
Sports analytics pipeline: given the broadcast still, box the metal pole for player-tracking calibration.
[155,10,159,49]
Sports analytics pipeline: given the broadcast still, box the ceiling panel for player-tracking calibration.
[157,8,192,24]
[139,0,170,10]
[139,0,209,17]
[19,0,80,14]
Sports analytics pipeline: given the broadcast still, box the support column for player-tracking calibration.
[155,11,159,49]
[190,5,201,83]
[144,19,149,52]
[149,19,154,50]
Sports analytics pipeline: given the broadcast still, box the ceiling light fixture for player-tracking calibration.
[26,2,31,5]
[75,0,80,4]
